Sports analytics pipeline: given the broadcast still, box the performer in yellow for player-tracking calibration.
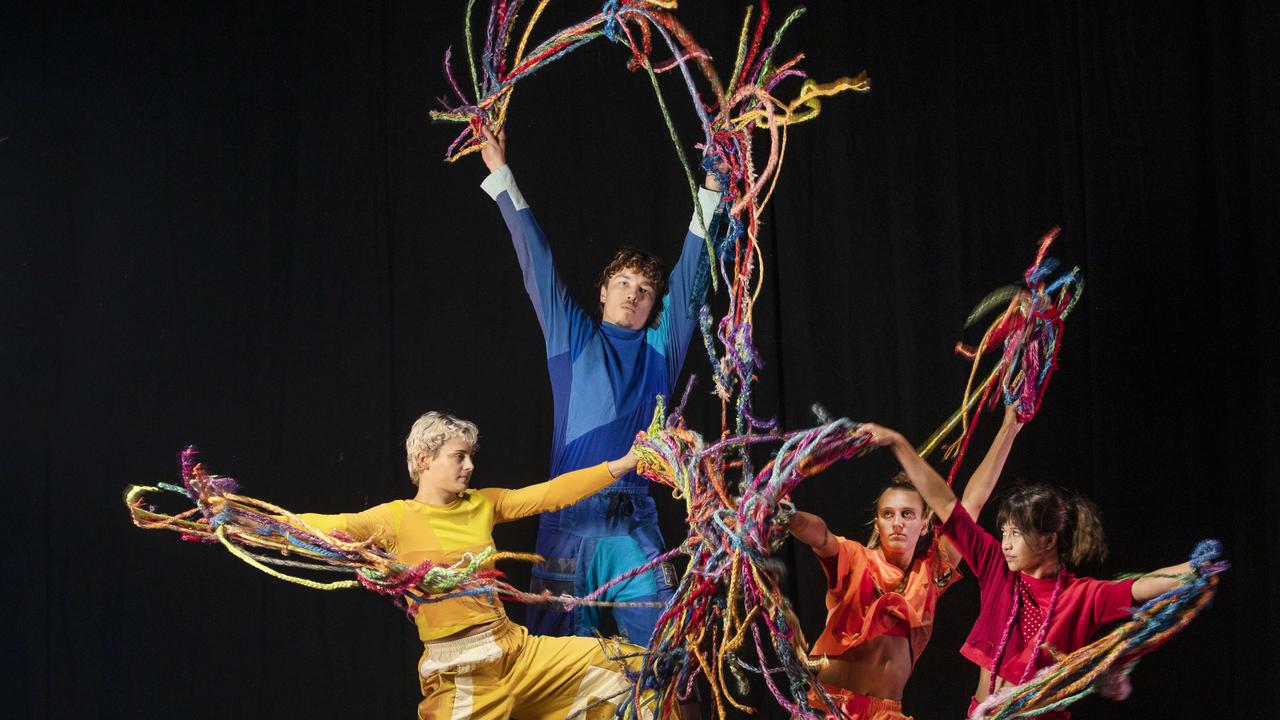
[296,411,654,720]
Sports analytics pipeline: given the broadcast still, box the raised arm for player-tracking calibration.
[787,510,839,558]
[486,451,639,522]
[1131,561,1194,603]
[859,423,960,522]
[655,170,724,380]
[478,125,591,356]
[956,404,1024,519]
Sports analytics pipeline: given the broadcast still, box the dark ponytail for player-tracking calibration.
[1065,494,1107,566]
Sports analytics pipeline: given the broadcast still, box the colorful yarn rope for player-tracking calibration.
[969,540,1228,720]
[430,6,870,714]
[429,0,867,418]
[131,3,873,717]
[916,228,1083,481]
[125,446,664,614]
[986,572,1067,697]
[625,389,876,719]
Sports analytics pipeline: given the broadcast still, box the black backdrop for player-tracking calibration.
[4,1,1277,718]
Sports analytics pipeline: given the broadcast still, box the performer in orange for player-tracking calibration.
[788,405,1024,719]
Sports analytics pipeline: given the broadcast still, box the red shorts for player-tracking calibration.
[809,683,910,720]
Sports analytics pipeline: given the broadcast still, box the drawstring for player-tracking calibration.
[605,491,635,522]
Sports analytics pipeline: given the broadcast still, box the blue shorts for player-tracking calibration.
[525,485,676,644]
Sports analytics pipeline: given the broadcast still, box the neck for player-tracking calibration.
[412,482,459,507]
[881,546,914,573]
[1022,557,1062,579]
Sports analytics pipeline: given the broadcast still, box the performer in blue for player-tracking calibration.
[478,126,722,643]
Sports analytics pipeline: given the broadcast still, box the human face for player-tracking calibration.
[1000,523,1059,577]
[599,267,657,329]
[415,437,475,504]
[875,488,926,565]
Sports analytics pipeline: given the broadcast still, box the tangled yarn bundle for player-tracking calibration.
[430,8,871,712]
[917,228,1084,475]
[625,390,874,719]
[970,540,1228,720]
[429,0,867,427]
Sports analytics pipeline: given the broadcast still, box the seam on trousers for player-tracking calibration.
[451,673,475,720]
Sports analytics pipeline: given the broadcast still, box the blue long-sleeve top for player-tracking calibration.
[482,165,721,497]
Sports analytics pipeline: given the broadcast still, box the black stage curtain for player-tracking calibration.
[4,1,1276,718]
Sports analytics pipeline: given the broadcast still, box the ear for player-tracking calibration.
[1043,532,1059,552]
[599,283,608,305]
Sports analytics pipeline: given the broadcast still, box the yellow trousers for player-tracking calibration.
[417,621,654,720]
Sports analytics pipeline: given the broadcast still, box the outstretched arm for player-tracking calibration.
[1131,561,1194,603]
[289,503,400,551]
[957,404,1024,520]
[859,424,960,522]
[788,510,839,558]
[487,451,639,522]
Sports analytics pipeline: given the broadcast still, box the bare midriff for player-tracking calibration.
[973,668,1008,703]
[815,633,913,700]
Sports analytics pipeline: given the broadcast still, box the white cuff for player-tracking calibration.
[688,186,723,237]
[480,165,528,211]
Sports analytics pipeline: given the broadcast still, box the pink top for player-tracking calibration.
[941,504,1136,688]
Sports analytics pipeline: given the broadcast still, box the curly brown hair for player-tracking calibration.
[597,247,667,326]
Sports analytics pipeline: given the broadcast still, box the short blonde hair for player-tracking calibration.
[404,411,479,481]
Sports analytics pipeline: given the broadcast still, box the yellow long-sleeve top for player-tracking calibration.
[297,462,616,642]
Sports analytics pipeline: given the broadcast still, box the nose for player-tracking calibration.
[463,456,474,472]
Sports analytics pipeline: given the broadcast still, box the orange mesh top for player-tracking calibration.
[809,536,960,664]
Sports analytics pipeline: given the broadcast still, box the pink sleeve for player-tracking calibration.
[1090,577,1138,626]
[940,503,1006,588]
